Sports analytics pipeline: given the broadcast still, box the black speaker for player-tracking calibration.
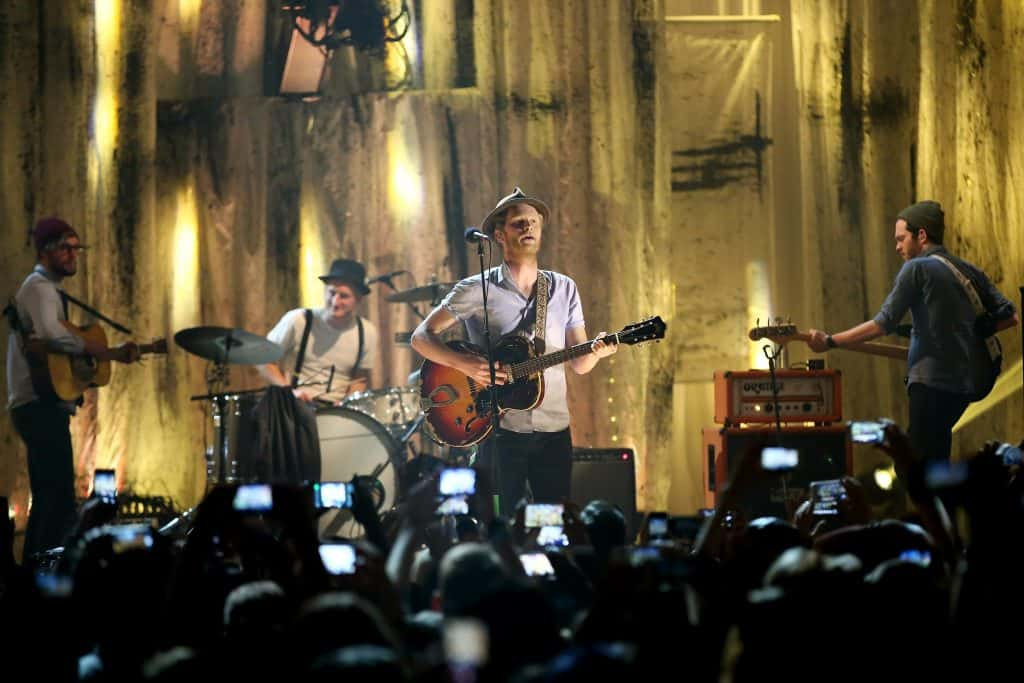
[702,426,851,518]
[571,447,638,535]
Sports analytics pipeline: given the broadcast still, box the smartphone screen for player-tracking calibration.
[319,542,357,575]
[536,525,569,547]
[849,421,885,444]
[439,468,476,497]
[761,447,798,471]
[436,496,469,516]
[93,469,117,504]
[810,479,844,516]
[314,481,352,509]
[232,484,273,512]
[524,503,563,529]
[646,512,669,539]
[109,523,154,553]
[519,552,555,576]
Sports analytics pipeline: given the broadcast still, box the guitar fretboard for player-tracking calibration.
[509,333,620,380]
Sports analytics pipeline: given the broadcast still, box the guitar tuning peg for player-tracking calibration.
[756,317,760,327]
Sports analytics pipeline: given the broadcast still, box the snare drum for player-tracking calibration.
[342,386,422,440]
[315,407,404,538]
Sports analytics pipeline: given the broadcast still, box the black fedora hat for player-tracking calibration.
[480,187,550,234]
[319,258,371,295]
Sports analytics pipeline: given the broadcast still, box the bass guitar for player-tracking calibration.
[28,321,167,401]
[748,322,909,360]
[419,316,666,447]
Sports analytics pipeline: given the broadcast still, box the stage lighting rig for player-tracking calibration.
[281,0,410,55]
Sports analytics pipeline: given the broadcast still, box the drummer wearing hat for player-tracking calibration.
[258,258,379,404]
[412,188,617,516]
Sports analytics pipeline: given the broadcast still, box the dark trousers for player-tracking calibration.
[908,383,970,461]
[11,401,77,559]
[475,427,572,517]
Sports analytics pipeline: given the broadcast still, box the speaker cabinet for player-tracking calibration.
[702,426,852,518]
[571,447,638,535]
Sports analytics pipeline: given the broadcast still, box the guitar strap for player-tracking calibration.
[929,254,1001,363]
[292,309,314,388]
[58,290,69,320]
[533,272,548,354]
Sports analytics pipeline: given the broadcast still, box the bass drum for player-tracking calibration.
[315,407,404,539]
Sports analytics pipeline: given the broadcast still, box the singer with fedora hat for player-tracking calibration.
[412,188,617,516]
[258,258,379,404]
[803,200,1018,462]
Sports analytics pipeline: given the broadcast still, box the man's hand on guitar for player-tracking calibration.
[806,329,831,353]
[456,354,509,386]
[590,332,618,359]
[112,342,141,364]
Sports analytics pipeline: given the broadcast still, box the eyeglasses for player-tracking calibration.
[52,243,87,254]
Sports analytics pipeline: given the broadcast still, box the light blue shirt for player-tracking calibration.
[442,263,585,433]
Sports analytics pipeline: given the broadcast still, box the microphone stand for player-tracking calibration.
[477,239,503,517]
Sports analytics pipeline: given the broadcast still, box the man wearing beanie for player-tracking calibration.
[804,201,1018,461]
[6,218,140,561]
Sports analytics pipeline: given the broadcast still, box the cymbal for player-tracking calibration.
[385,281,455,304]
[174,326,283,365]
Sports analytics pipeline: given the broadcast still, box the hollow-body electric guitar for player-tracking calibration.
[28,321,167,401]
[419,316,666,447]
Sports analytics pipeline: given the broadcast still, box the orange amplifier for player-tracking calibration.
[713,369,842,425]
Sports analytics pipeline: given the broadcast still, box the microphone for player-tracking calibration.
[366,270,407,285]
[464,227,490,243]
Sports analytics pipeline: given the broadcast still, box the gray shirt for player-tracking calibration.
[7,265,86,410]
[442,263,586,433]
[873,245,1015,396]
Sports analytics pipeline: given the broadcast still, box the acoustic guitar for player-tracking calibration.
[419,316,667,447]
[28,321,167,401]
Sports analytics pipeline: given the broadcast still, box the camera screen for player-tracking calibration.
[519,552,555,577]
[647,514,669,538]
[439,468,477,497]
[233,484,273,512]
[93,469,116,502]
[761,447,798,471]
[810,479,844,516]
[849,421,885,444]
[315,481,351,509]
[435,496,469,516]
[525,503,564,529]
[536,525,569,547]
[109,523,154,553]
[319,543,357,575]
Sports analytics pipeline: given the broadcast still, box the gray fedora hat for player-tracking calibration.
[319,258,371,295]
[480,187,550,234]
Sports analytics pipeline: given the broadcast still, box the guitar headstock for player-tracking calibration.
[618,316,667,345]
[748,323,798,342]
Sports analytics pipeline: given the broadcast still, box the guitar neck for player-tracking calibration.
[509,333,618,379]
[788,332,908,360]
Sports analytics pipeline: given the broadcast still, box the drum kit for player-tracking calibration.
[170,278,462,535]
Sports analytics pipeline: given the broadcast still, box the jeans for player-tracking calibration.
[475,427,572,517]
[907,383,970,461]
[10,400,77,559]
